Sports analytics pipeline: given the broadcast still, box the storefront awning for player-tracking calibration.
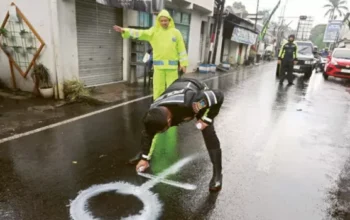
[222,19,258,45]
[96,0,164,13]
[231,26,258,45]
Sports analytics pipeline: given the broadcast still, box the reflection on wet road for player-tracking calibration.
[1,62,350,220]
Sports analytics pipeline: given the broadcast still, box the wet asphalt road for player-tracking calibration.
[1,62,350,220]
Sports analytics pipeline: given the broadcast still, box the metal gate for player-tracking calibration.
[76,0,123,86]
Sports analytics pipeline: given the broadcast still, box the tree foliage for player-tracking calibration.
[225,1,249,18]
[310,24,327,49]
[324,0,348,20]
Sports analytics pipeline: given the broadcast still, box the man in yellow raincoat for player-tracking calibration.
[113,9,189,99]
[114,9,189,170]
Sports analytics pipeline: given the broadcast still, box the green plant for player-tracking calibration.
[31,63,52,89]
[0,28,8,37]
[21,51,27,57]
[19,29,28,35]
[13,46,22,53]
[1,43,14,55]
[63,79,92,102]
[10,35,16,42]
[26,46,36,54]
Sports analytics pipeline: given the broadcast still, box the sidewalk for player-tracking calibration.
[0,65,248,140]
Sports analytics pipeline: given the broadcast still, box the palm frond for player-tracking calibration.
[325,9,332,16]
[323,4,333,8]
[336,8,343,17]
[339,0,347,5]
[338,6,349,10]
[328,0,337,6]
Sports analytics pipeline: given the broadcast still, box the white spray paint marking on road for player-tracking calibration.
[0,72,235,145]
[137,172,197,190]
[69,155,198,220]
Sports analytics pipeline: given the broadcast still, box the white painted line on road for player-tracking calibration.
[0,71,240,144]
[0,95,152,144]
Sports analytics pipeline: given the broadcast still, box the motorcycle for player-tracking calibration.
[315,56,327,73]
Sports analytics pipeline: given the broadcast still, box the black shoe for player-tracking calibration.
[126,152,142,165]
[208,149,223,192]
[287,82,294,86]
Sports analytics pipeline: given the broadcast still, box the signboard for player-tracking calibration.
[323,20,343,43]
[96,0,164,13]
[231,27,257,45]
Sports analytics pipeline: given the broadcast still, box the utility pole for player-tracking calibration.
[254,0,260,31]
[275,0,289,56]
[207,0,219,64]
[212,0,226,64]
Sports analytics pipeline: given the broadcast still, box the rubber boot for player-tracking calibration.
[126,152,142,165]
[208,149,223,192]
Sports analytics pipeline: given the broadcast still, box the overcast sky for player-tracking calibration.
[225,0,349,29]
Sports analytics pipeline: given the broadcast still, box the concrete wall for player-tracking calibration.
[187,10,202,72]
[191,0,215,13]
[0,0,55,92]
[56,0,79,98]
[56,0,79,84]
[0,0,79,98]
[339,23,350,43]
[229,41,239,64]
[122,9,139,81]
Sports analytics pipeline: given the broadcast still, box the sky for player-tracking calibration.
[225,0,349,29]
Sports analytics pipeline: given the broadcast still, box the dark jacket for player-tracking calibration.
[140,78,224,159]
[278,42,298,63]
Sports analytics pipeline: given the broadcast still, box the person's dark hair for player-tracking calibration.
[143,107,168,134]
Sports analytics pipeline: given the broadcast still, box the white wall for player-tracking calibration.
[191,0,215,13]
[0,0,55,92]
[0,0,79,98]
[188,10,202,72]
[229,41,239,64]
[56,0,79,96]
[339,23,350,42]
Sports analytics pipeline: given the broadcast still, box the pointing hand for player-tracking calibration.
[113,25,124,33]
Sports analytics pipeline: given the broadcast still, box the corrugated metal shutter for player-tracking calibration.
[76,0,123,86]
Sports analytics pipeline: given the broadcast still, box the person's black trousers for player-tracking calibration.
[280,61,294,84]
[202,124,222,191]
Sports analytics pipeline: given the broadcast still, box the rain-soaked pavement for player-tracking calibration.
[1,62,350,220]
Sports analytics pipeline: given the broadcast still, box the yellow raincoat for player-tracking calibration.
[121,9,189,99]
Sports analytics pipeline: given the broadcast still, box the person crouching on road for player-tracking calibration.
[278,34,298,85]
[113,9,189,100]
[135,78,225,192]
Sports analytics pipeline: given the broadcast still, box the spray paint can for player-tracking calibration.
[138,166,146,173]
[196,123,203,130]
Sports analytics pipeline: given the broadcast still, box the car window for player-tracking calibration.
[332,50,350,59]
[296,42,313,55]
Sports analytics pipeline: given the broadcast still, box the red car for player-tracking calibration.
[324,48,350,80]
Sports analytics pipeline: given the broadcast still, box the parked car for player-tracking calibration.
[323,48,350,80]
[276,41,315,79]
